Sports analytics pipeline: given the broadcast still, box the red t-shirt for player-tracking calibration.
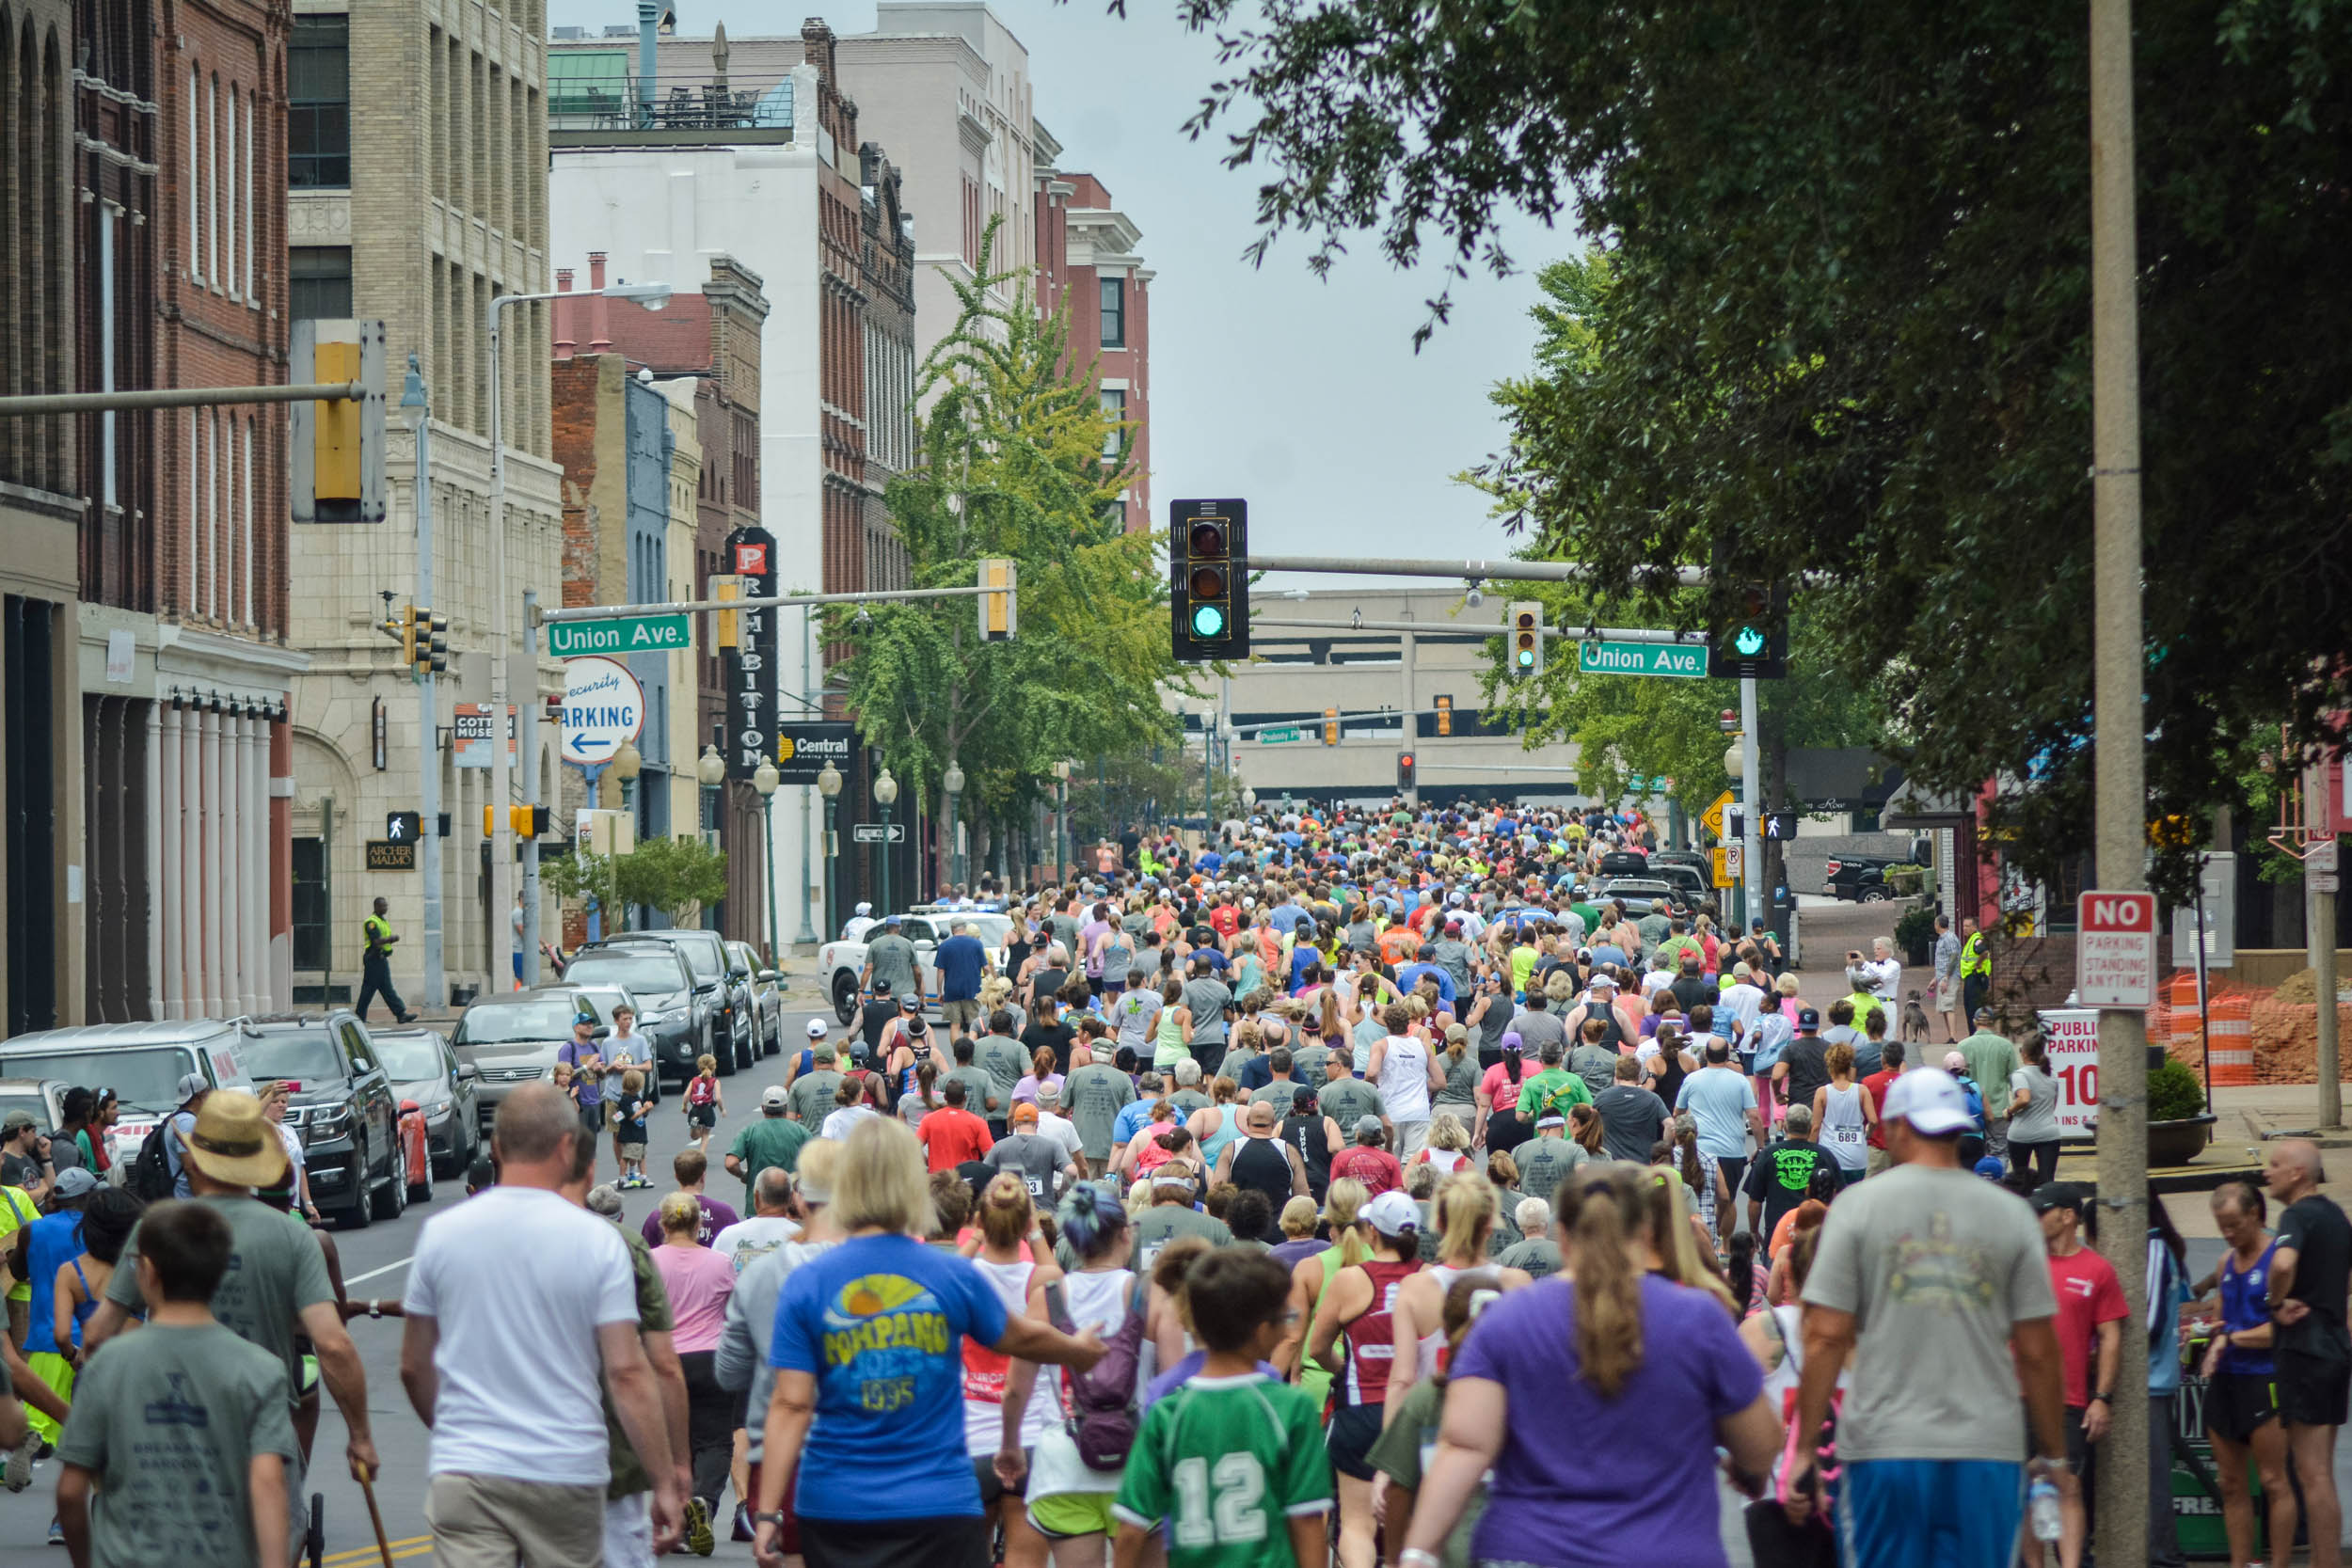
[916,1107,994,1173]
[1329,1145,1405,1197]
[2048,1245,2129,1408]
[1861,1069,1900,1148]
[1210,905,1241,938]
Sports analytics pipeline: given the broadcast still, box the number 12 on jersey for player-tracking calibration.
[1172,1453,1268,1547]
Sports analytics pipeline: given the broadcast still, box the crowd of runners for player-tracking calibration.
[2,796,2348,1568]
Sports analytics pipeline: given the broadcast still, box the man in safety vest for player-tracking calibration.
[357,896,416,1025]
[1959,915,1990,1028]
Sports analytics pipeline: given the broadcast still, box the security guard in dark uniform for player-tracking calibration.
[358,895,416,1023]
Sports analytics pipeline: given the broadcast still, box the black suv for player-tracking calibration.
[239,1013,405,1229]
[559,940,723,1085]
[611,929,757,1071]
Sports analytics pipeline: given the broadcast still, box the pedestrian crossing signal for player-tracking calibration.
[387,811,421,842]
[1707,583,1788,679]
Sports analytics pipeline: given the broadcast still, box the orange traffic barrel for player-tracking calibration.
[2209,991,2255,1085]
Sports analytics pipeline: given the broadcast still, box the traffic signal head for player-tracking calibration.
[290,319,387,524]
[415,608,448,675]
[1324,706,1339,746]
[1434,694,1453,736]
[397,605,420,670]
[1170,499,1250,661]
[977,557,1018,642]
[1707,582,1788,679]
[1506,601,1545,679]
[1398,751,1416,790]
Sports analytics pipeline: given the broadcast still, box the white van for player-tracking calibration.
[0,1019,256,1167]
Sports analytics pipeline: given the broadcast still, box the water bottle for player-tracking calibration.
[2027,1476,2063,1542]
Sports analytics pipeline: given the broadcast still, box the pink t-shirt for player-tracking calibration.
[652,1241,737,1354]
[1480,1061,1533,1107]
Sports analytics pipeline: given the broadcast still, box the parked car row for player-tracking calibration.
[0,927,789,1227]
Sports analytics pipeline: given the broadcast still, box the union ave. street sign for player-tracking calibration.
[1577,640,1707,679]
[548,613,692,658]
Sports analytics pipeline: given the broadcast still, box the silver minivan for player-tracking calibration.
[0,1019,257,1167]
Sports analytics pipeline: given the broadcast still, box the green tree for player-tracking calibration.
[1169,0,2352,898]
[543,834,729,931]
[828,218,1184,877]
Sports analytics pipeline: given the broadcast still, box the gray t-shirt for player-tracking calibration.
[56,1322,298,1567]
[108,1194,334,1409]
[1316,1076,1385,1130]
[1506,1008,1568,1060]
[1496,1236,1564,1279]
[1113,989,1164,1052]
[1062,1064,1136,1161]
[1512,1136,1588,1209]
[1592,1084,1670,1163]
[944,1063,1001,1119]
[1181,977,1234,1046]
[1127,1203,1232,1271]
[864,933,922,998]
[1675,1067,1759,1161]
[1803,1163,2058,1463]
[2008,1067,2061,1143]
[985,1132,1068,1204]
[1249,1078,1307,1112]
[787,1068,844,1125]
[1567,1044,1620,1098]
[975,1035,1030,1113]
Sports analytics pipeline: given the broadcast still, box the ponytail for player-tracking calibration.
[1325,1178,1375,1269]
[1557,1166,1645,1399]
[1676,1117,1701,1191]
[1436,1172,1496,1267]
[916,1059,940,1109]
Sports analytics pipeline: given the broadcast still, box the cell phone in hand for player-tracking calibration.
[1044,1279,1076,1336]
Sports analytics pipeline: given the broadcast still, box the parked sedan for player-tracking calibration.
[371,1025,481,1180]
[558,942,718,1085]
[727,941,786,1056]
[452,989,600,1134]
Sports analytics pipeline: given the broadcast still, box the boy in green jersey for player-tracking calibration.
[1113,1251,1331,1568]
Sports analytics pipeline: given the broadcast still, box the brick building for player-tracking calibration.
[548,19,920,939]
[284,0,565,1005]
[554,256,775,947]
[0,0,80,1032]
[1032,138,1152,533]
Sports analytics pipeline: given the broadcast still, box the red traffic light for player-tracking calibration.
[1189,521,1229,558]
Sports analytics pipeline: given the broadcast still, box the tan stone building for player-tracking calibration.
[283,0,564,1005]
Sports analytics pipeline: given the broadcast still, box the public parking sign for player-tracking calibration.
[2076,889,2157,1007]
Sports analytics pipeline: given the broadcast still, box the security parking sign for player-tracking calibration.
[559,656,645,768]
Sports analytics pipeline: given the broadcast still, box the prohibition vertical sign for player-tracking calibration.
[2076,890,2158,1007]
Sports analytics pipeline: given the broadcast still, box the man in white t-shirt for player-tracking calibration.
[1030,1085,1090,1179]
[711,1167,802,1275]
[401,1083,681,1564]
[1718,961,1768,1044]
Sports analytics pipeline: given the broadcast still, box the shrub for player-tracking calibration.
[2147,1057,2207,1121]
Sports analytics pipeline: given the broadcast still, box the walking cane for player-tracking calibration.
[356,1464,397,1568]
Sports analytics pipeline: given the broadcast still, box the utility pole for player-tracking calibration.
[402,357,445,1011]
[2312,762,2341,1128]
[521,589,542,985]
[2090,0,2151,1556]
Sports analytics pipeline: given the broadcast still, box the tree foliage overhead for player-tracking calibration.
[1168,0,2352,896]
[830,219,1182,834]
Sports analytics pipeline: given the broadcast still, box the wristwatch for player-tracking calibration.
[2090,1391,2112,1405]
[367,1301,383,1320]
[751,1512,788,1528]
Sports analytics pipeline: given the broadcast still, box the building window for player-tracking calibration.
[291,247,353,320]
[1099,388,1125,459]
[1100,276,1125,347]
[289,15,351,189]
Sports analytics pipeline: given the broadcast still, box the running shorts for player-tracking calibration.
[2206,1370,2279,1443]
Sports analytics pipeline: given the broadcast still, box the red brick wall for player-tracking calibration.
[153,0,289,637]
[550,356,609,608]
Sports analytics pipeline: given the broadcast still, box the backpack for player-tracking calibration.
[1953,1074,1987,1131]
[1063,1276,1152,1472]
[130,1120,178,1202]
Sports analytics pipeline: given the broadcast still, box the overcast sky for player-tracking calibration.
[550,0,1567,584]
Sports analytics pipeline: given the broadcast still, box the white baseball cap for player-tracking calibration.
[1363,1191,1421,1237]
[805,1019,830,1038]
[1882,1067,1978,1136]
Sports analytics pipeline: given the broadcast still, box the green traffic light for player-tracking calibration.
[1190,604,1228,639]
[1515,648,1535,668]
[1733,626,1767,657]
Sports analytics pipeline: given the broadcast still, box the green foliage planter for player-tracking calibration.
[1892,901,1939,968]
[2146,1058,2214,1164]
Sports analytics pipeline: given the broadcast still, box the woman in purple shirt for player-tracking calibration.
[1395,1164,1781,1568]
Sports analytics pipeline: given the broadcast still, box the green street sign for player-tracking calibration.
[548,613,693,658]
[1577,639,1707,679]
[1256,726,1304,745]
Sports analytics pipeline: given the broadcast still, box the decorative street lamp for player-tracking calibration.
[753,757,780,966]
[1053,759,1072,881]
[873,767,899,916]
[817,761,844,942]
[942,760,966,895]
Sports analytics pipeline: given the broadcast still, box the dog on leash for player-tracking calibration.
[1900,990,1934,1045]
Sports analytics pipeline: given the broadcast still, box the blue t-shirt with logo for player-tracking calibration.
[769,1231,1009,1518]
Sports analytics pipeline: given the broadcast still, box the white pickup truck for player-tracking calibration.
[817,908,1013,1023]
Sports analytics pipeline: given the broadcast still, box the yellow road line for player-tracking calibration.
[321,1534,431,1564]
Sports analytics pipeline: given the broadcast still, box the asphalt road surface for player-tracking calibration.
[0,1006,839,1566]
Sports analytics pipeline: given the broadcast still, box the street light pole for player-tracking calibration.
[874,768,899,916]
[943,760,965,895]
[399,356,444,1011]
[1053,760,1071,882]
[818,762,843,944]
[754,758,780,965]
[485,278,669,991]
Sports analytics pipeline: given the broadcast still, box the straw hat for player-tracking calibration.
[183,1090,292,1187]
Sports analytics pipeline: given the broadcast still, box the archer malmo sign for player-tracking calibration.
[559,656,646,768]
[725,526,780,781]
[774,722,857,786]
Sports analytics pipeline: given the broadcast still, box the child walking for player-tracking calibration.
[684,1053,724,1155]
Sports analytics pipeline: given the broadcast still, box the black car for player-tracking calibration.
[610,929,756,1072]
[560,941,723,1085]
[1824,854,1900,901]
[1595,849,1652,878]
[240,1014,405,1229]
[372,1025,482,1180]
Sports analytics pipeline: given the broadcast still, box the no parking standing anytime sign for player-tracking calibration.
[2036,893,2159,1140]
